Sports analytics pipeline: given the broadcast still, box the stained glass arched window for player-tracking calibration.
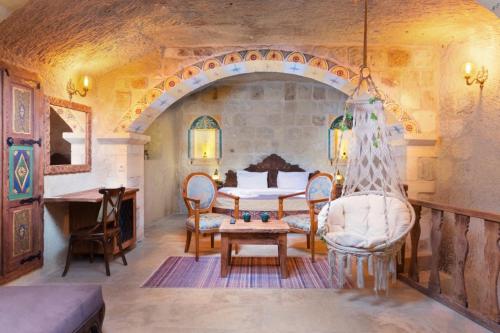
[328,114,353,162]
[188,115,221,162]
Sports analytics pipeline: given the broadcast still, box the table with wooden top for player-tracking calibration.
[219,219,290,278]
[44,187,139,254]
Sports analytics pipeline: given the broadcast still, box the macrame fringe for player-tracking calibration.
[328,250,335,288]
[337,254,346,288]
[327,248,404,292]
[356,257,365,288]
[346,254,352,277]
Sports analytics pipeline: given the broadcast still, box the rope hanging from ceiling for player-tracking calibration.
[318,0,415,293]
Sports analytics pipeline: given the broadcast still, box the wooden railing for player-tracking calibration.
[398,199,500,332]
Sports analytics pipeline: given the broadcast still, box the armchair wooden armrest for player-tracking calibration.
[278,191,306,200]
[218,191,239,200]
[217,192,240,218]
[307,198,330,235]
[278,191,306,219]
[183,196,200,210]
[308,197,330,205]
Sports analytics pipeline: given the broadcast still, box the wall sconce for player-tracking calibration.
[67,75,90,100]
[464,62,488,89]
[212,169,220,181]
[335,170,344,184]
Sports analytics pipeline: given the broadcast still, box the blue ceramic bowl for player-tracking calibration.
[242,212,251,222]
[260,212,270,222]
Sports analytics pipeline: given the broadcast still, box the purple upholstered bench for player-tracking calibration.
[0,284,105,333]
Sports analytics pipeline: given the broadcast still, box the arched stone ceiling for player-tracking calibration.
[0,0,497,76]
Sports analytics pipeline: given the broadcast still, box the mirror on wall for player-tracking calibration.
[44,97,91,175]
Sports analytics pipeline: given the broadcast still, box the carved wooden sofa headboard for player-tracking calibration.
[223,154,318,187]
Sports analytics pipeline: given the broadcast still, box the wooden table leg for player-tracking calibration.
[221,233,229,277]
[278,234,288,278]
[228,243,233,266]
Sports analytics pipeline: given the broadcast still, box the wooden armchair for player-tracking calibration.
[278,172,333,262]
[183,172,239,261]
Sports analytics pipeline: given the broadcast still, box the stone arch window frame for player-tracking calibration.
[188,115,222,164]
[328,114,353,164]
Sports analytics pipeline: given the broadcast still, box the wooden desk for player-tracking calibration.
[219,219,289,278]
[45,188,139,254]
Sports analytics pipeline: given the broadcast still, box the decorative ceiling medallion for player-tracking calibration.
[165,76,181,90]
[182,66,201,80]
[202,58,222,71]
[330,66,350,79]
[286,52,306,64]
[223,52,243,65]
[132,103,147,118]
[265,50,284,61]
[309,57,328,70]
[244,50,263,61]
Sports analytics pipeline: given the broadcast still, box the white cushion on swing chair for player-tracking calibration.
[320,194,411,249]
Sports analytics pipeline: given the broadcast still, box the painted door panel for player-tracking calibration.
[1,69,44,277]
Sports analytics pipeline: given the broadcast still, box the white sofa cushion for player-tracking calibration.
[319,194,411,249]
[277,171,309,190]
[237,170,268,189]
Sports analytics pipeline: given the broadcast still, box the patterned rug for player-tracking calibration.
[142,256,352,289]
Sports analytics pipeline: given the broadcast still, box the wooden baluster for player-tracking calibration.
[428,209,443,294]
[409,205,422,282]
[484,221,499,323]
[452,214,470,307]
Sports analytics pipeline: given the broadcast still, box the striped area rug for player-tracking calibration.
[142,256,351,289]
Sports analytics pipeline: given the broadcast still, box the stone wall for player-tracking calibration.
[435,31,500,212]
[433,27,500,312]
[144,110,179,222]
[145,73,348,214]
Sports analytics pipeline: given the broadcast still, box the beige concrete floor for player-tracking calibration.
[11,214,491,333]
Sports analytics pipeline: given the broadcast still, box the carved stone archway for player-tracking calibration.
[117,49,419,134]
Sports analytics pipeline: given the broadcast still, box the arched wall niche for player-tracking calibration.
[116,49,419,134]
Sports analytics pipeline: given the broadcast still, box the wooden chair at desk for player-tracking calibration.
[62,187,128,276]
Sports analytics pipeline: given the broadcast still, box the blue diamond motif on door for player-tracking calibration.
[8,145,33,201]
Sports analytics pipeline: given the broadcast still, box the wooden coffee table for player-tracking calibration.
[219,219,290,278]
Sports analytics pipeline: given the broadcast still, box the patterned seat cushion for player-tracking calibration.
[282,214,311,232]
[186,213,231,230]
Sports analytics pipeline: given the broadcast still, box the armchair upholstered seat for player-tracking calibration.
[278,172,333,262]
[183,173,239,261]
[281,214,311,232]
[186,213,231,231]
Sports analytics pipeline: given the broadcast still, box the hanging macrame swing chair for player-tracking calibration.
[317,0,415,293]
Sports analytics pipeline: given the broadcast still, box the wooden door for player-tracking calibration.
[1,68,44,279]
